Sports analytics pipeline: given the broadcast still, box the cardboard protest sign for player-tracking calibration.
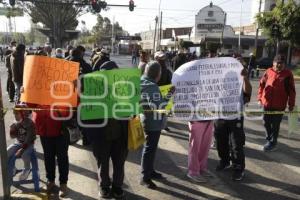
[80,68,141,120]
[21,56,79,106]
[171,57,244,121]
[159,84,173,111]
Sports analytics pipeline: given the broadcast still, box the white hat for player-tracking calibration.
[154,51,166,60]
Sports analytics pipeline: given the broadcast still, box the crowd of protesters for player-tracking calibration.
[2,40,296,198]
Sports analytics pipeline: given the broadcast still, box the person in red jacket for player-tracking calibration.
[31,104,71,197]
[258,55,296,151]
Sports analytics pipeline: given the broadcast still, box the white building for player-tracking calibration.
[191,2,267,58]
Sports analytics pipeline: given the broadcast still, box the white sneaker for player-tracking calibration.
[201,170,213,178]
[19,169,31,181]
[187,174,207,183]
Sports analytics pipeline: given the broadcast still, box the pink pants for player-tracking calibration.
[188,121,213,176]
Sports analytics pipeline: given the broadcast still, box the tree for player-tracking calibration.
[90,14,127,46]
[21,0,87,48]
[256,0,300,47]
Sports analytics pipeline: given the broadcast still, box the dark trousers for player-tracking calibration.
[6,70,15,101]
[214,118,245,170]
[141,131,161,180]
[91,135,128,188]
[40,134,69,184]
[263,113,283,145]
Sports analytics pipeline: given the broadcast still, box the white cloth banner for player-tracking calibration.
[171,57,244,121]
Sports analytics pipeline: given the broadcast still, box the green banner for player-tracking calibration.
[80,68,141,120]
[159,84,173,111]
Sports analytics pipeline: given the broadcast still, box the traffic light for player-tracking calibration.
[9,0,15,6]
[91,0,101,13]
[129,0,134,11]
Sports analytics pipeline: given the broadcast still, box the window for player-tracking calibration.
[208,11,214,17]
[242,45,249,50]
[224,44,232,49]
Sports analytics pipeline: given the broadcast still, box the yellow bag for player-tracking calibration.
[128,116,145,150]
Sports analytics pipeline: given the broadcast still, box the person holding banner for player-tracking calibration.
[86,61,129,199]
[140,61,175,189]
[258,55,296,151]
[214,67,252,181]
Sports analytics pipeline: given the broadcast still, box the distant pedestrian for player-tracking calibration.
[248,53,256,78]
[172,49,188,71]
[8,104,36,181]
[258,55,296,151]
[92,48,110,71]
[5,49,15,102]
[55,48,64,59]
[140,61,175,189]
[0,47,4,62]
[138,50,149,75]
[10,44,26,103]
[131,48,138,65]
[64,45,73,59]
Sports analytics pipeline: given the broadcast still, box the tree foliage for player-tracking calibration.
[21,0,87,47]
[90,14,128,45]
[256,0,300,46]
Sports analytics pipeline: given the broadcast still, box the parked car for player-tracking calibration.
[256,57,273,69]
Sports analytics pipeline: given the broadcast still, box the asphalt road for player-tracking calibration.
[0,55,300,200]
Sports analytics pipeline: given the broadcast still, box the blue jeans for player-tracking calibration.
[7,143,33,170]
[141,131,161,180]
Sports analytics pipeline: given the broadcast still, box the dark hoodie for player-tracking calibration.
[10,45,25,84]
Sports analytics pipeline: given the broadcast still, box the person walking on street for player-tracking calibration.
[138,50,149,74]
[0,47,4,62]
[10,44,26,103]
[214,66,252,181]
[258,55,296,151]
[140,61,175,189]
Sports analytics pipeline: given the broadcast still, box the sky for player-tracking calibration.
[0,0,254,35]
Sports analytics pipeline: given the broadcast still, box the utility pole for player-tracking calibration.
[238,0,243,53]
[0,77,10,199]
[254,0,262,57]
[220,12,227,51]
[276,0,285,56]
[111,16,115,55]
[153,16,158,54]
[158,11,163,50]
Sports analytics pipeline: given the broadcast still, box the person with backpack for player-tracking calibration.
[258,55,296,152]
